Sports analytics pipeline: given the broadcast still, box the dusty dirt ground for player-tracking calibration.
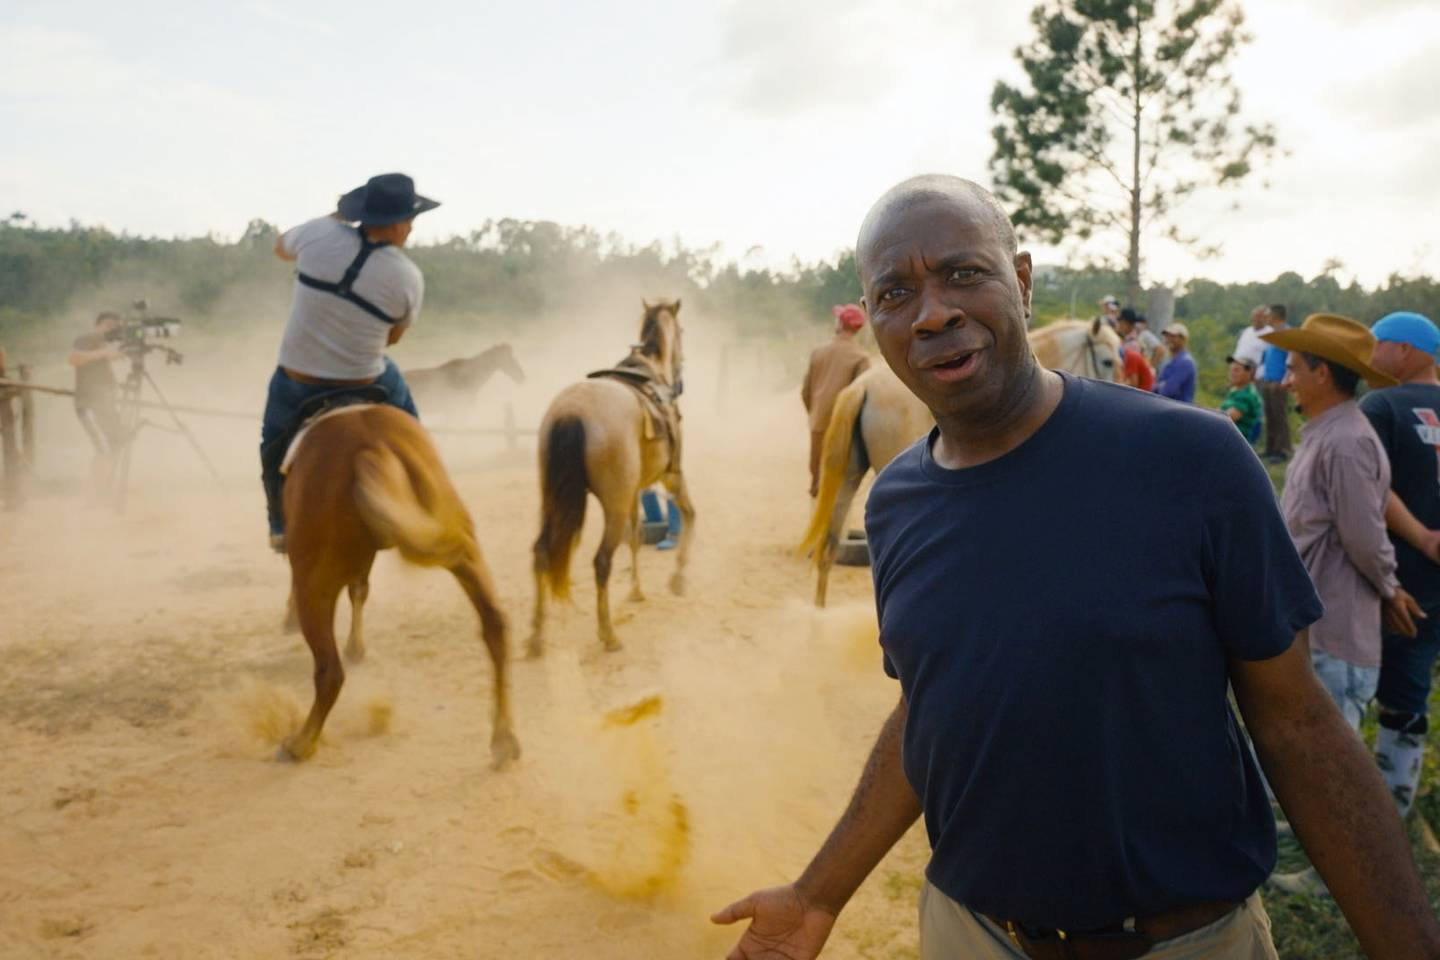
[0,328,928,959]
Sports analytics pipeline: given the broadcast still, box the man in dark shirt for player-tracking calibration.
[68,311,127,470]
[1363,311,1440,816]
[713,175,1440,960]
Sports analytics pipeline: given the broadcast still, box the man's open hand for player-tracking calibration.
[711,884,837,960]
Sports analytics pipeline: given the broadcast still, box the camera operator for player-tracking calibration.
[68,311,127,478]
[260,173,437,553]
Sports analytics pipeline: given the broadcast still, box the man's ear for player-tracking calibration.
[1015,251,1033,323]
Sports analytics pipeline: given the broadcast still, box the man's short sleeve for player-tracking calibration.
[1202,426,1323,659]
[280,217,327,258]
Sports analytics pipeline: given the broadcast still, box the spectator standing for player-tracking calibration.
[1233,305,1271,369]
[801,304,871,496]
[1154,322,1196,403]
[1115,309,1156,391]
[1362,311,1440,816]
[1134,312,1165,368]
[1221,355,1263,443]
[1259,305,1293,462]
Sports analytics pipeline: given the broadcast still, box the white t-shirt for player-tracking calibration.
[277,217,424,380]
[1233,325,1270,371]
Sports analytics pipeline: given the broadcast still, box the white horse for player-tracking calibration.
[798,319,1122,606]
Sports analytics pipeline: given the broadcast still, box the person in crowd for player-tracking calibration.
[1133,312,1165,368]
[800,304,871,497]
[68,311,127,492]
[1221,354,1263,443]
[1233,305,1272,369]
[1096,294,1121,327]
[1114,309,1156,391]
[1266,312,1421,728]
[261,173,435,552]
[713,176,1440,960]
[1154,322,1196,403]
[1259,304,1293,462]
[1361,311,1440,817]
[1263,312,1425,896]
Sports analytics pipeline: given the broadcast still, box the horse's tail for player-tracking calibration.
[354,442,470,569]
[797,380,866,564]
[535,415,588,600]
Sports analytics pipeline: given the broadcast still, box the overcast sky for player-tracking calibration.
[2,0,1437,289]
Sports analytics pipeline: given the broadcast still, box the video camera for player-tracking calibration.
[105,299,183,364]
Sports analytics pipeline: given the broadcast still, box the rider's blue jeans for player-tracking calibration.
[259,358,419,536]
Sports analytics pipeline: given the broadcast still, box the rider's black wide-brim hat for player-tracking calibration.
[336,173,440,226]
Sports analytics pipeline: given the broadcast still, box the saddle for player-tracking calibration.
[276,385,390,475]
[587,351,682,473]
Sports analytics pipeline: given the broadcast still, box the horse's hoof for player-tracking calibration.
[277,737,313,763]
[490,731,522,770]
[628,589,646,603]
[524,637,544,660]
[601,634,623,653]
[344,645,366,665]
[282,617,301,636]
[668,574,686,596]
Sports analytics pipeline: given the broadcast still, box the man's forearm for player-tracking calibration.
[1245,666,1440,958]
[795,697,921,916]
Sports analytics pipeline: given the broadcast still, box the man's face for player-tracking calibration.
[1251,308,1268,330]
[1228,361,1254,386]
[1283,353,1325,415]
[97,316,121,335]
[1105,302,1120,321]
[1163,332,1186,354]
[1116,318,1135,339]
[859,196,1033,421]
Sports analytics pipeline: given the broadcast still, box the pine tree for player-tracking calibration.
[990,0,1277,308]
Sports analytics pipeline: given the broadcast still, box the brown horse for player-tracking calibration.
[280,404,519,767]
[799,319,1122,606]
[529,300,692,655]
[403,343,525,411]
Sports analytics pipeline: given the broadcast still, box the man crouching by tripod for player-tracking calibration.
[261,172,437,553]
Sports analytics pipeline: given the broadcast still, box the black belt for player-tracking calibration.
[296,235,402,325]
[980,899,1240,960]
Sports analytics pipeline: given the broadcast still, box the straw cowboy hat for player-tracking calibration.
[1260,312,1397,388]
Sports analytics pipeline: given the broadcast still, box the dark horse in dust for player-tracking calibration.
[403,343,526,411]
[529,300,693,654]
[280,404,519,767]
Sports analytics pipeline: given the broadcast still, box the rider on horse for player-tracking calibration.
[261,173,436,552]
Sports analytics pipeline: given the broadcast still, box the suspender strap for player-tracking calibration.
[295,236,403,325]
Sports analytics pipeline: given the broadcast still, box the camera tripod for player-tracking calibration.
[111,344,221,512]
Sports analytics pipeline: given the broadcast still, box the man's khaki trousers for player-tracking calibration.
[919,882,1278,959]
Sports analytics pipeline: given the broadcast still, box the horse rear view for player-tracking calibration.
[529,300,693,655]
[281,405,519,768]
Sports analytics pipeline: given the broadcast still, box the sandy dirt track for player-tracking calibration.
[0,355,929,959]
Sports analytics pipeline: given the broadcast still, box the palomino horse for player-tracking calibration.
[280,404,519,767]
[529,300,693,654]
[799,318,1122,606]
[403,343,526,411]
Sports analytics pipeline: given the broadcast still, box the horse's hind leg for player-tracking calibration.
[451,550,521,769]
[281,569,345,761]
[344,553,376,664]
[594,506,629,652]
[661,472,696,596]
[626,498,644,603]
[527,542,548,660]
[816,440,866,608]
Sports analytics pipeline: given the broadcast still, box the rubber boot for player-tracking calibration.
[1376,721,1426,817]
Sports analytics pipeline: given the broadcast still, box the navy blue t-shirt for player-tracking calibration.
[866,372,1322,929]
[1360,383,1440,607]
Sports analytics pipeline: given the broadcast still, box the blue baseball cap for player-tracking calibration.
[1372,312,1440,356]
